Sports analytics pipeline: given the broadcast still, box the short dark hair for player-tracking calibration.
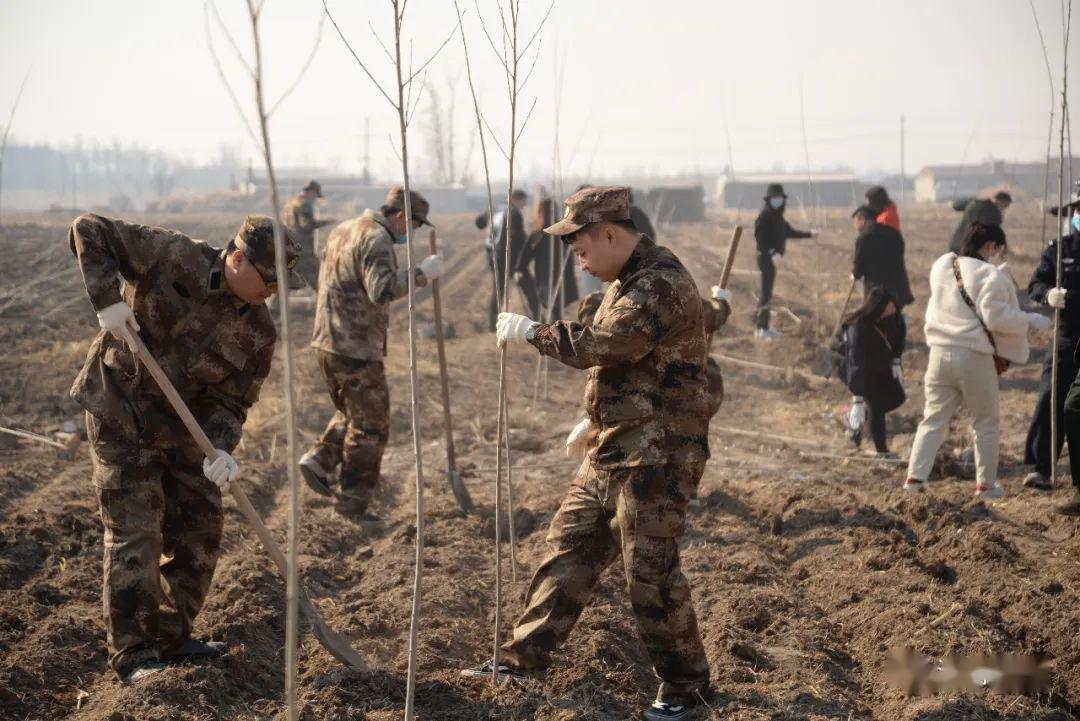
[381,204,400,218]
[852,205,875,223]
[559,218,638,245]
[959,221,1007,258]
[994,191,1013,204]
[511,189,528,201]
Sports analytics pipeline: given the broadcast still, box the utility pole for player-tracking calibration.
[900,114,906,207]
[362,116,371,185]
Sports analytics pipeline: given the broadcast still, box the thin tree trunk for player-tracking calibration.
[244,2,301,718]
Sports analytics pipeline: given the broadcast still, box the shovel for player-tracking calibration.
[811,277,858,377]
[428,229,475,514]
[124,328,368,671]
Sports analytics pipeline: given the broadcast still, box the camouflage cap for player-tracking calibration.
[544,185,631,237]
[234,215,307,290]
[302,179,323,197]
[384,186,433,226]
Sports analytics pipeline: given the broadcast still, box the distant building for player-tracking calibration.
[715,173,867,210]
[258,176,471,213]
[914,158,1080,203]
[643,186,706,223]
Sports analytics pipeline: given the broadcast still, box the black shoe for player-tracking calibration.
[121,661,169,684]
[163,638,227,662]
[459,659,527,684]
[643,696,704,721]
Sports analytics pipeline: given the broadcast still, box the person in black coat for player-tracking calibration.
[852,205,914,308]
[476,188,541,330]
[753,183,815,339]
[835,288,906,456]
[1023,196,1080,490]
[948,191,1011,253]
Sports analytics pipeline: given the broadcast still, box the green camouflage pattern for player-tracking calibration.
[310,210,426,361]
[306,351,390,514]
[501,458,710,704]
[531,237,710,468]
[68,213,276,454]
[544,185,632,237]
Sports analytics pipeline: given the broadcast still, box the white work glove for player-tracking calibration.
[891,359,902,382]
[202,449,238,493]
[1027,312,1052,333]
[419,254,444,280]
[564,417,596,458]
[847,397,867,430]
[1048,287,1068,310]
[495,312,537,348]
[771,252,784,268]
[809,229,820,238]
[710,285,733,304]
[97,301,140,347]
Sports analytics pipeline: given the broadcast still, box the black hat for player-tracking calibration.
[302,179,323,198]
[764,183,787,199]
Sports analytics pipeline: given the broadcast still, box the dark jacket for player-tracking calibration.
[754,204,811,257]
[1029,231,1080,336]
[835,313,906,412]
[853,222,915,308]
[478,205,531,274]
[949,197,1003,252]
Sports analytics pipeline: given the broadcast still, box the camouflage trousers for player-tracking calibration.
[87,413,223,678]
[307,351,390,511]
[501,458,710,703]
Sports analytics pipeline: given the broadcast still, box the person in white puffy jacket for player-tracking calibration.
[904,223,1051,499]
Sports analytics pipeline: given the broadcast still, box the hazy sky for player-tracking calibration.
[1,0,1077,182]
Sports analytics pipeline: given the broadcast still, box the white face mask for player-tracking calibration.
[769,196,784,210]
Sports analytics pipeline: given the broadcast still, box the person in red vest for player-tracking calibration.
[866,185,900,231]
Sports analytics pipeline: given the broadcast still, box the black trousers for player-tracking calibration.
[868,402,888,453]
[1023,337,1079,476]
[756,252,776,330]
[1063,367,1080,490]
[487,249,540,331]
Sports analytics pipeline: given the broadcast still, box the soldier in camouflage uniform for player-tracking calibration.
[463,187,713,721]
[282,179,336,292]
[577,284,732,418]
[299,187,444,519]
[69,213,303,682]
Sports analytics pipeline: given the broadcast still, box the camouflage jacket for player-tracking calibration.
[310,209,427,360]
[68,214,276,455]
[282,193,333,253]
[529,236,709,468]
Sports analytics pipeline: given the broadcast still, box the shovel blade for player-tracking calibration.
[300,594,369,672]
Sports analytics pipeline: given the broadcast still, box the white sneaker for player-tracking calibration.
[974,483,1005,500]
[299,452,332,496]
[754,328,781,342]
[902,478,925,493]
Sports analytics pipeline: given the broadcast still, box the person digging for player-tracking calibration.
[69,212,303,682]
[460,186,714,721]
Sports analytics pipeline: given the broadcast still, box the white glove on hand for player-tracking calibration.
[891,360,902,382]
[710,285,733,304]
[97,301,140,347]
[495,312,537,348]
[419,254,444,280]
[809,229,820,238]
[564,417,596,458]
[202,449,238,493]
[771,252,784,268]
[847,398,867,431]
[1027,312,1052,333]
[1048,287,1068,310]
